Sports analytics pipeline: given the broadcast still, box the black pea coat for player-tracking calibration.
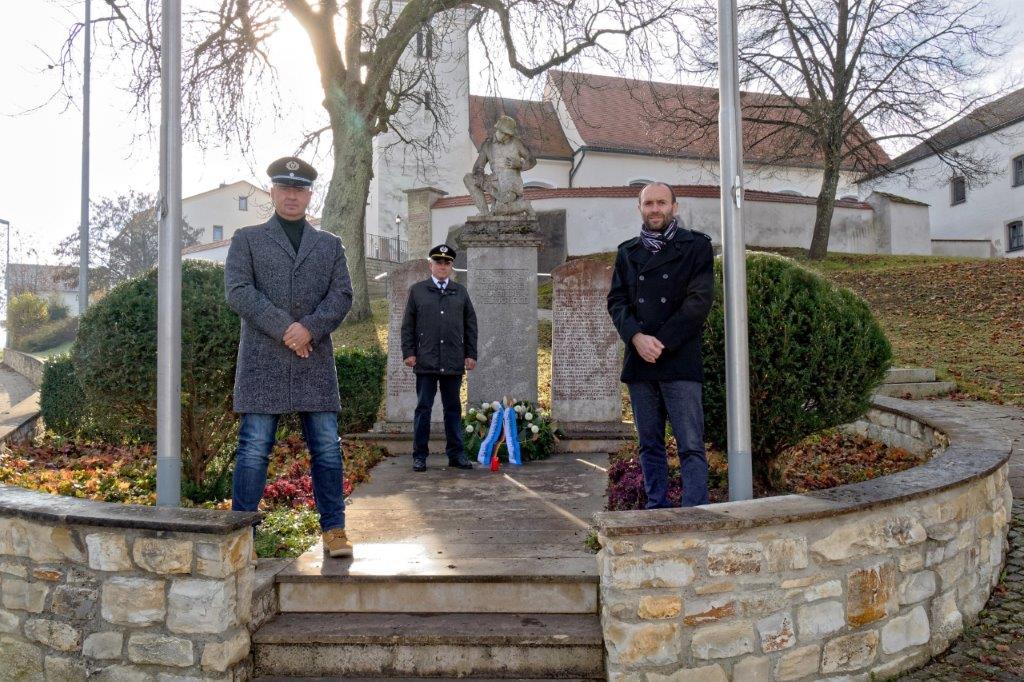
[400,279,478,375]
[225,215,353,413]
[607,228,715,383]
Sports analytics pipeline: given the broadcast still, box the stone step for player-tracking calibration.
[874,381,957,399]
[276,547,598,614]
[253,612,605,679]
[256,677,603,681]
[884,367,936,384]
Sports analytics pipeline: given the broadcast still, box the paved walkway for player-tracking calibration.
[899,399,1024,680]
[292,451,609,579]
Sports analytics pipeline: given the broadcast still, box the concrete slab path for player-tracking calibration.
[0,364,37,417]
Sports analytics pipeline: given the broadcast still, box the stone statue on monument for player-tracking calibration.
[464,115,537,218]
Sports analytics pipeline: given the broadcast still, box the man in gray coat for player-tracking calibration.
[225,156,355,558]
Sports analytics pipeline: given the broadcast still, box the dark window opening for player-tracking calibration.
[1009,221,1023,252]
[951,177,966,205]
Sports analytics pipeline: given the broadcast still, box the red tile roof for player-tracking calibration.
[469,96,573,160]
[431,185,871,210]
[546,71,889,172]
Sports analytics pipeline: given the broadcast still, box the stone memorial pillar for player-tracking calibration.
[551,259,633,439]
[463,216,542,406]
[379,259,442,431]
[404,186,447,262]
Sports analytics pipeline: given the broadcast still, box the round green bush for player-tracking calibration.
[40,354,86,437]
[702,253,891,481]
[74,261,240,486]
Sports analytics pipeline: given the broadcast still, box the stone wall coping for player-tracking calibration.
[595,396,1012,537]
[0,483,259,534]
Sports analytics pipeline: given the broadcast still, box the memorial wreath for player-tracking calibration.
[462,399,559,465]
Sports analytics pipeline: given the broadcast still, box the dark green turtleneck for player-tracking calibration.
[276,213,305,253]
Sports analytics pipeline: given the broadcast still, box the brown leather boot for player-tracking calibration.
[323,528,354,558]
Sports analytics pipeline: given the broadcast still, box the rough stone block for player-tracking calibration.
[641,537,704,553]
[936,551,966,588]
[606,620,681,666]
[91,664,155,682]
[235,566,254,625]
[86,534,134,572]
[0,607,20,633]
[691,621,755,659]
[931,590,963,643]
[683,596,736,626]
[646,664,726,682]
[637,595,682,620]
[195,533,249,579]
[737,589,788,617]
[31,568,62,582]
[44,655,87,681]
[133,538,193,575]
[200,628,250,672]
[821,630,879,673]
[797,600,845,640]
[51,585,98,620]
[898,550,925,573]
[899,570,937,605]
[694,581,736,595]
[774,644,820,681]
[23,618,81,652]
[0,561,28,577]
[606,555,696,589]
[0,634,44,680]
[167,577,237,634]
[84,631,124,659]
[101,577,165,626]
[732,656,771,681]
[764,538,808,572]
[605,539,636,555]
[2,577,49,613]
[811,516,925,562]
[800,580,843,602]
[707,542,762,575]
[756,611,795,652]
[846,562,897,626]
[127,633,194,667]
[882,605,930,654]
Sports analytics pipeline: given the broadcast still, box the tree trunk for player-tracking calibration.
[321,99,375,323]
[807,160,842,260]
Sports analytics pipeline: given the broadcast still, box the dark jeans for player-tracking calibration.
[413,373,465,460]
[628,380,709,508]
[231,412,345,531]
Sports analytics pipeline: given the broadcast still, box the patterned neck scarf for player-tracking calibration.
[640,217,679,253]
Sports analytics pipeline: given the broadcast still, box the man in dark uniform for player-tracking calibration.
[225,156,355,558]
[401,244,478,472]
[607,182,715,508]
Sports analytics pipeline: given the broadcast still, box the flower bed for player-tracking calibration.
[607,430,928,510]
[0,432,389,558]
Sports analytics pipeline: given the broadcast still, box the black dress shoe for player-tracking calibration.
[412,457,427,472]
[448,455,474,470]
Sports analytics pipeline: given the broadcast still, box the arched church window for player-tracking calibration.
[524,181,554,189]
[629,178,654,187]
[776,190,803,196]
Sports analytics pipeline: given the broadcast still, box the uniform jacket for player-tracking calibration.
[225,215,353,413]
[401,279,478,375]
[607,227,715,383]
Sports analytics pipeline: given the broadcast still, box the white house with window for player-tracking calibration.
[859,87,1024,257]
[182,180,273,246]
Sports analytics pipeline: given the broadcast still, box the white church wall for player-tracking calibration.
[430,192,886,257]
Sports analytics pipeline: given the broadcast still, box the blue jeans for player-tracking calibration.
[413,373,465,460]
[628,380,709,508]
[231,412,345,531]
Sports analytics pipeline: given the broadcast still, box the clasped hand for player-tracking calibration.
[632,333,664,363]
[283,323,313,359]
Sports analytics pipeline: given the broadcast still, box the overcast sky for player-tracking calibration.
[1,0,1021,267]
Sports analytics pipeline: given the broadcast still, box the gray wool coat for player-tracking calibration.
[225,215,353,414]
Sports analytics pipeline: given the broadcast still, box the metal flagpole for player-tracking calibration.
[79,0,91,315]
[718,0,753,501]
[156,0,183,507]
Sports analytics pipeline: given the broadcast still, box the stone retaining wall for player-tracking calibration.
[0,485,259,680]
[3,348,45,387]
[595,397,1013,681]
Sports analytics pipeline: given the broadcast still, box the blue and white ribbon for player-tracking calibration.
[503,407,522,466]
[477,406,504,465]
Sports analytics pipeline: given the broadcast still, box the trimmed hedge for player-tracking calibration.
[6,292,49,346]
[335,346,387,434]
[39,354,85,437]
[702,253,891,480]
